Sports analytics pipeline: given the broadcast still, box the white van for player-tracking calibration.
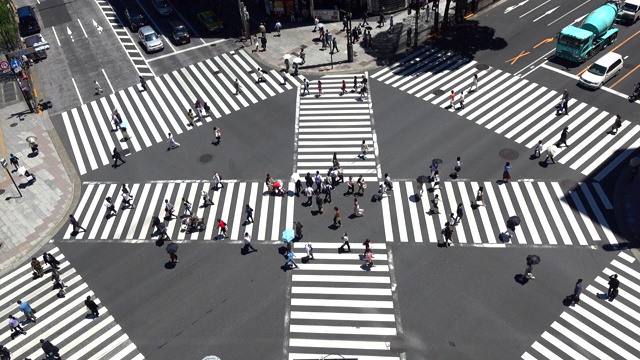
[621,0,640,24]
[579,52,624,89]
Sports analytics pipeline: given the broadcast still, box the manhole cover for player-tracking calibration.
[10,123,17,127]
[499,149,519,160]
[432,89,445,96]
[476,64,490,70]
[560,179,579,193]
[199,154,214,163]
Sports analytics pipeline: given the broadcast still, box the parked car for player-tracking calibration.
[125,5,147,32]
[153,0,173,16]
[579,52,623,89]
[168,20,190,44]
[138,26,164,52]
[17,6,41,37]
[197,11,223,32]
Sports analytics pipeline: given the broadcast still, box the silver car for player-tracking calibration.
[138,26,164,52]
[153,0,173,16]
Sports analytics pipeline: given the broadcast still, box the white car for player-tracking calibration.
[579,52,623,89]
[138,26,164,52]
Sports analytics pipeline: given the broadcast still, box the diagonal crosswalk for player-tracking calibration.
[522,251,640,360]
[287,241,400,360]
[371,47,640,180]
[0,247,143,359]
[295,73,379,183]
[61,181,297,242]
[60,50,306,176]
[381,180,619,246]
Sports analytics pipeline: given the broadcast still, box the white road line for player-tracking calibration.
[580,185,618,244]
[404,182,423,242]
[62,112,87,175]
[572,185,599,243]
[146,80,183,134]
[291,274,390,283]
[271,193,283,240]
[511,182,542,244]
[594,133,640,181]
[257,184,270,241]
[556,112,612,163]
[444,182,466,243]
[551,182,587,244]
[524,182,556,245]
[471,181,495,243]
[230,182,246,240]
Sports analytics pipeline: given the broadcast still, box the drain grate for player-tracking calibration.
[499,149,519,160]
[199,154,214,163]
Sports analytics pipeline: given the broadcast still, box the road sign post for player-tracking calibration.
[0,159,22,198]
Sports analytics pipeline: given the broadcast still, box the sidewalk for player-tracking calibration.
[0,78,78,276]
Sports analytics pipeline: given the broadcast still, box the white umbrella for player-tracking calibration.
[546,145,558,157]
[283,54,292,60]
[292,57,303,64]
[317,23,324,28]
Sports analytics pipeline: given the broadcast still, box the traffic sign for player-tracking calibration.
[10,58,21,69]
[0,61,8,71]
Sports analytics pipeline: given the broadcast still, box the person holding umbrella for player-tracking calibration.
[525,255,540,280]
[282,228,295,250]
[167,242,179,263]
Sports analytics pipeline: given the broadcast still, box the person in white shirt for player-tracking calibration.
[243,233,257,253]
[304,243,314,260]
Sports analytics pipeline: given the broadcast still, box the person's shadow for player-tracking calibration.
[514,274,529,285]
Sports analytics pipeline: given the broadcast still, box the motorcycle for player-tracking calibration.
[629,83,640,102]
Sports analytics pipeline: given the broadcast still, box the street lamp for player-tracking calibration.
[0,158,22,198]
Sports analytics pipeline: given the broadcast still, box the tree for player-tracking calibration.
[0,0,20,52]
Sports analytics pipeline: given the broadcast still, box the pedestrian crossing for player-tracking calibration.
[0,247,143,359]
[370,47,640,180]
[62,180,297,242]
[287,241,400,360]
[60,50,306,176]
[295,73,379,183]
[381,180,619,246]
[522,251,640,360]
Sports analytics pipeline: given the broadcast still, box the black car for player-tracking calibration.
[125,5,147,32]
[168,20,190,45]
[17,6,41,37]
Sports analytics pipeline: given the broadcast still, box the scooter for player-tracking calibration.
[629,83,640,102]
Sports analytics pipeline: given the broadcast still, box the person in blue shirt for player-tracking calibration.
[17,300,36,322]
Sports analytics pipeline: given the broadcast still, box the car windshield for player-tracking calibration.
[588,64,607,76]
[145,33,158,41]
[557,34,582,48]
[623,3,639,11]
[175,28,188,36]
[157,0,168,6]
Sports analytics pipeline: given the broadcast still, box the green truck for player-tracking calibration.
[555,1,622,63]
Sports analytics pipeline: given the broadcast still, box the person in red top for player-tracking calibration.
[215,219,228,238]
[318,81,323,96]
[341,80,346,95]
[449,90,455,108]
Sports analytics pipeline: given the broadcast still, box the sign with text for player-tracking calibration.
[313,9,340,22]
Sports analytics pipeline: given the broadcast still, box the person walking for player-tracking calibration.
[210,126,221,146]
[458,91,465,109]
[364,248,375,267]
[304,185,314,205]
[533,140,543,158]
[430,194,441,214]
[608,274,620,299]
[406,27,413,47]
[139,76,146,91]
[441,222,454,247]
[243,232,257,253]
[471,74,478,92]
[362,238,371,254]
[187,108,196,126]
[112,147,125,167]
[51,268,67,297]
[317,80,324,96]
[43,252,60,270]
[275,21,282,36]
[245,204,254,224]
[314,171,323,192]
[40,339,61,359]
[341,80,347,95]
[561,89,569,115]
[524,261,535,279]
[301,78,310,95]
[339,232,351,252]
[315,193,324,214]
[332,37,339,54]
[201,190,213,207]
[234,79,242,95]
[323,180,333,203]
[333,207,342,227]
[611,114,622,134]
[431,170,440,190]
[0,344,11,360]
[362,11,369,25]
[182,198,192,216]
[572,278,583,305]
[502,162,512,183]
[261,33,267,51]
[167,132,180,150]
[313,16,319,31]
[304,242,314,260]
[557,126,569,147]
[454,203,464,225]
[474,186,485,207]
[357,175,366,196]
[346,175,355,195]
[216,218,229,238]
[84,295,100,318]
[17,300,36,322]
[284,58,290,74]
[353,198,363,217]
[544,144,557,164]
[104,196,117,217]
[300,47,306,64]
[284,249,299,269]
[449,90,455,109]
[164,199,176,219]
[454,157,461,177]
[69,214,86,233]
[294,221,304,239]
[94,80,103,95]
[360,140,369,160]
[8,154,19,171]
[120,190,132,209]
[212,171,223,190]
[119,120,130,141]
[8,315,27,337]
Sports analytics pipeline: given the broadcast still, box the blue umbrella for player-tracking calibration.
[282,228,295,242]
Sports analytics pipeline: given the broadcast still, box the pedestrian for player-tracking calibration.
[305,185,314,205]
[17,300,36,322]
[561,89,569,115]
[431,170,440,190]
[212,171,223,190]
[339,232,351,252]
[256,68,265,83]
[474,186,485,207]
[243,232,257,252]
[388,15,394,30]
[454,157,461,177]
[284,58,290,73]
[261,34,267,51]
[94,80,103,94]
[84,295,100,318]
[611,114,622,134]
[211,126,221,145]
[332,37,338,53]
[342,17,348,31]
[69,214,86,233]
[216,218,229,238]
[346,175,355,195]
[357,175,367,196]
[316,193,324,214]
[119,121,130,141]
[112,147,125,167]
[245,204,254,224]
[458,91,465,109]
[379,12,385,26]
[202,102,211,118]
[557,126,569,147]
[286,221,300,241]
[502,162,511,183]
[524,261,535,279]
[300,47,306,64]
[111,110,121,131]
[201,190,213,207]
[313,16,319,31]
[169,250,179,263]
[364,248,375,267]
[40,339,61,359]
[43,252,60,270]
[406,27,412,46]
[533,140,543,158]
[362,11,369,25]
[572,278,583,305]
[314,171,323,191]
[360,140,369,160]
[259,22,266,36]
[544,145,557,164]
[139,76,146,91]
[167,132,180,150]
[253,34,260,52]
[323,180,333,203]
[441,222,454,247]
[449,90,455,108]
[8,154,19,171]
[164,199,175,219]
[341,80,347,95]
[304,242,314,260]
[471,74,478,92]
[301,78,310,95]
[455,203,464,224]
[333,206,342,227]
[0,344,10,360]
[104,196,117,217]
[353,75,359,91]
[384,173,393,192]
[430,194,440,214]
[51,268,67,297]
[8,315,26,337]
[353,198,364,217]
[284,249,299,269]
[608,274,620,299]
[275,21,282,36]
[187,108,196,126]
[317,80,324,96]
[182,198,192,216]
[449,212,457,227]
[234,79,242,95]
[362,238,371,254]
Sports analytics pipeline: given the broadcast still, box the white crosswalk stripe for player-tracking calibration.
[371,47,640,179]
[60,50,306,175]
[295,73,378,185]
[61,181,296,242]
[287,241,400,360]
[0,247,143,359]
[380,180,619,245]
[522,252,640,360]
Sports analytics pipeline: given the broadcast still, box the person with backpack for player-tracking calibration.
[283,249,299,269]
